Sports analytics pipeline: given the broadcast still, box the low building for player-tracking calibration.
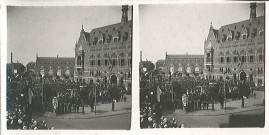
[164,53,204,78]
[35,56,75,79]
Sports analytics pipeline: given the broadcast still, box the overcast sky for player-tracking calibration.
[7,6,132,65]
[140,3,264,63]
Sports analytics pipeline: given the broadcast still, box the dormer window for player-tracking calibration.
[241,27,248,40]
[93,37,98,45]
[98,33,104,44]
[112,30,120,43]
[259,23,264,37]
[105,34,111,44]
[235,32,240,40]
[227,30,233,42]
[251,28,257,38]
[222,34,227,42]
[113,37,119,43]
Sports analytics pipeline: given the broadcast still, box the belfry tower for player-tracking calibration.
[121,5,129,25]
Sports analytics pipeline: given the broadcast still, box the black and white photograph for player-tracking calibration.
[139,3,265,128]
[6,5,132,130]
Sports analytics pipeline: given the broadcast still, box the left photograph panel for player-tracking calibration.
[6,5,132,130]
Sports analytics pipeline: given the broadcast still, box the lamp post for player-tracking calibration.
[223,72,227,112]
[95,84,97,115]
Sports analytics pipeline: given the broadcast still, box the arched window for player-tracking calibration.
[57,69,61,76]
[178,66,183,72]
[48,69,53,76]
[77,56,82,66]
[195,67,199,72]
[186,67,191,74]
[65,70,70,76]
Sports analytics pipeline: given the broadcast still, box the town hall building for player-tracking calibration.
[203,3,265,86]
[74,6,132,90]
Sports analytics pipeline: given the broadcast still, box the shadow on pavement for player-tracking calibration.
[225,107,238,111]
[219,113,265,128]
[95,110,109,113]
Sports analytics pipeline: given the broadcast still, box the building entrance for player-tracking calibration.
[239,71,247,81]
[111,75,117,85]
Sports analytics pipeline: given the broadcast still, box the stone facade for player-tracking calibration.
[35,56,75,79]
[74,6,132,90]
[164,53,204,78]
[203,3,265,86]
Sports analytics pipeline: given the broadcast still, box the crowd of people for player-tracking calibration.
[7,74,53,130]
[140,102,182,128]
[140,73,264,128]
[7,71,127,130]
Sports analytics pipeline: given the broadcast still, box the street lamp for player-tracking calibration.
[223,72,227,112]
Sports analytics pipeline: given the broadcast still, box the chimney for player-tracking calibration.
[11,52,13,63]
[250,3,257,23]
[121,5,129,25]
[140,51,142,62]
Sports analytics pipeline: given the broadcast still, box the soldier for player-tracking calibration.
[241,95,245,108]
[89,93,95,112]
[75,97,80,112]
[112,99,115,111]
[52,97,58,115]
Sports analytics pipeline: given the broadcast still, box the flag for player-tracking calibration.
[28,88,34,104]
[237,51,243,68]
[108,55,113,71]
[157,86,162,102]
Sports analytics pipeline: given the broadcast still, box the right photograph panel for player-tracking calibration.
[139,3,265,128]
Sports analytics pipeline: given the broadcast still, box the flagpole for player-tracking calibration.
[42,77,44,104]
[224,73,226,112]
[95,83,97,115]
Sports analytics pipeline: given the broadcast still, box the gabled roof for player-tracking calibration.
[82,20,132,45]
[217,16,264,40]
[166,54,204,59]
[37,57,75,62]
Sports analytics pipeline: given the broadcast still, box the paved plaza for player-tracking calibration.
[33,95,131,129]
[163,91,265,127]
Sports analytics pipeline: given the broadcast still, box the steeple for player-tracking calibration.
[80,24,84,34]
[121,5,129,25]
[250,3,257,23]
[209,21,213,31]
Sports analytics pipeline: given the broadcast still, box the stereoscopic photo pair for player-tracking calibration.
[5,2,265,130]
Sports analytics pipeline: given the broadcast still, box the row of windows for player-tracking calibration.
[90,58,132,67]
[220,29,264,43]
[168,59,203,63]
[220,55,264,63]
[38,62,74,65]
[219,67,231,74]
[92,32,129,45]
[257,68,264,74]
[40,69,71,76]
[89,70,132,78]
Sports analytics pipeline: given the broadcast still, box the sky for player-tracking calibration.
[140,3,264,63]
[7,6,132,65]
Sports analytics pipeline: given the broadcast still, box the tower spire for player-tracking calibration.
[250,3,257,23]
[210,21,213,30]
[121,5,129,25]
